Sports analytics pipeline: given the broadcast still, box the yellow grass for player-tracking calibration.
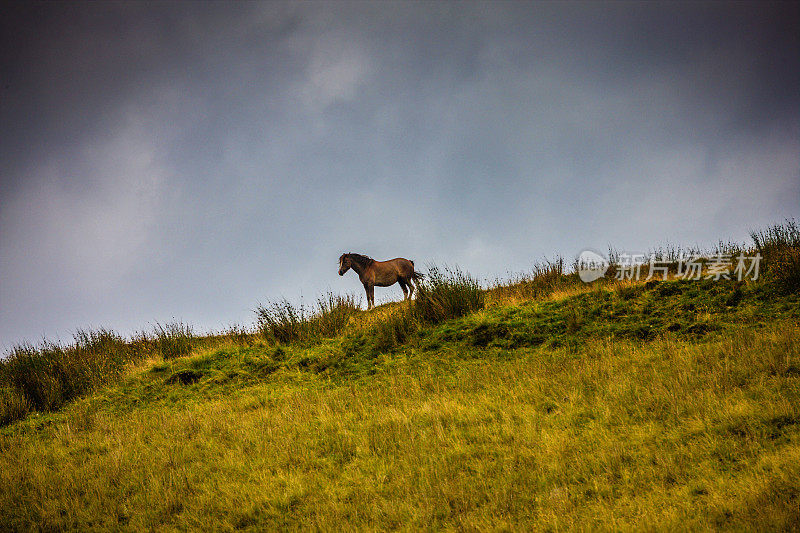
[2,324,797,531]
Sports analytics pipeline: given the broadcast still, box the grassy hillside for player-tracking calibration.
[1,223,799,530]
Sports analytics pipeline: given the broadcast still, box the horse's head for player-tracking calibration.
[338,254,351,276]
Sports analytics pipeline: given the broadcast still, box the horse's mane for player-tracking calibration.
[344,252,374,268]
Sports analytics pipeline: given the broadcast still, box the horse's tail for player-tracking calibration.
[410,260,425,281]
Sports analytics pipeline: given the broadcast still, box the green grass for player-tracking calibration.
[1,221,799,530]
[420,277,798,352]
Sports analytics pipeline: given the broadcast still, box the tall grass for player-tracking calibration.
[489,257,577,303]
[751,218,800,293]
[314,293,362,337]
[639,244,704,277]
[256,298,309,344]
[525,257,573,297]
[414,265,484,325]
[602,221,798,286]
[0,329,135,418]
[221,324,256,347]
[0,322,197,426]
[256,292,361,344]
[153,321,195,360]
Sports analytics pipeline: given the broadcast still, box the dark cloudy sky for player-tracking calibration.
[1,1,798,348]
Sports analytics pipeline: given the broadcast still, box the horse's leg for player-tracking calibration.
[364,283,374,309]
[398,279,409,300]
[406,276,415,299]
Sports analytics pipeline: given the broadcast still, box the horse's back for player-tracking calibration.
[372,257,414,281]
[388,257,414,274]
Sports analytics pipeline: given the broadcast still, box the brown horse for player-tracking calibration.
[339,253,423,309]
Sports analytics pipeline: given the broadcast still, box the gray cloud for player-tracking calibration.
[1,1,797,348]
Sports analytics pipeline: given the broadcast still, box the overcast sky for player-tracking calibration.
[1,1,798,349]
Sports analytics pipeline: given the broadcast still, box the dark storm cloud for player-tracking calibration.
[0,2,298,189]
[1,1,797,348]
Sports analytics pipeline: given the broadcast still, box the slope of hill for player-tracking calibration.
[1,224,799,530]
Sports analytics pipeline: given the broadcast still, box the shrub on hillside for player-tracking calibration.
[414,265,484,325]
[256,299,309,344]
[527,257,572,297]
[314,293,362,338]
[222,324,256,346]
[0,329,139,424]
[751,219,800,294]
[257,293,361,344]
[153,321,195,360]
